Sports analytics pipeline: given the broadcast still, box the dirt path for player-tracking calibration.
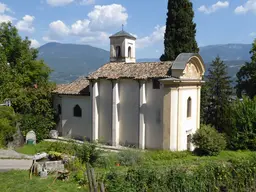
[0,159,32,172]
[0,149,33,159]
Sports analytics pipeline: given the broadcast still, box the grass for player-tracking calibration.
[0,170,84,192]
[15,144,37,155]
[15,141,77,155]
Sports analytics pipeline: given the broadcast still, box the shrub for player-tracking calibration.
[116,150,144,166]
[48,151,63,161]
[94,153,118,169]
[40,141,77,155]
[192,124,226,156]
[76,141,101,165]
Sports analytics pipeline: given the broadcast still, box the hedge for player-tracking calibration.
[103,154,256,192]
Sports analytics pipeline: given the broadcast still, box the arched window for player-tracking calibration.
[187,134,192,151]
[74,105,82,117]
[116,46,121,57]
[128,46,132,58]
[57,104,62,115]
[187,97,192,118]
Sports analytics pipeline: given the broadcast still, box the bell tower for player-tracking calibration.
[109,28,136,63]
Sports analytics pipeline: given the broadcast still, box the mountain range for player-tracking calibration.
[38,42,252,84]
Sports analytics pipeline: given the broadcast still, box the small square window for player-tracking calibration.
[153,79,160,89]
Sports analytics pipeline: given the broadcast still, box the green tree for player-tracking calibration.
[160,0,199,61]
[236,40,256,98]
[201,56,232,133]
[0,106,17,147]
[228,96,256,150]
[0,22,55,142]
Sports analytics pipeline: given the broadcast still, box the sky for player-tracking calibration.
[0,0,256,58]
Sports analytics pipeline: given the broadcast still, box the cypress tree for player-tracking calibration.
[160,0,199,61]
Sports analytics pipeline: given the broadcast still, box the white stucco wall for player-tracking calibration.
[145,80,164,149]
[177,86,199,151]
[98,80,112,144]
[55,95,92,141]
[124,39,136,63]
[119,79,140,146]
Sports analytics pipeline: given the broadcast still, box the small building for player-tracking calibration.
[53,29,205,151]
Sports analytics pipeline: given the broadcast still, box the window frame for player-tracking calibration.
[187,97,192,118]
[73,104,82,117]
[128,46,132,58]
[116,46,121,58]
[57,104,62,115]
[152,79,160,89]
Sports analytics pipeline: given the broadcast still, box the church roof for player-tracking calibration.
[109,30,136,39]
[87,61,173,80]
[52,77,90,95]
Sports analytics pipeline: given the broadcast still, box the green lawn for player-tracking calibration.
[15,141,74,155]
[0,171,84,192]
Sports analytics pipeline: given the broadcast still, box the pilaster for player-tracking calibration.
[92,81,99,141]
[139,81,146,149]
[112,81,120,146]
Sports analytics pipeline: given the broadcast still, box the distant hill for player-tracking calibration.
[38,42,109,84]
[200,44,251,62]
[38,43,251,84]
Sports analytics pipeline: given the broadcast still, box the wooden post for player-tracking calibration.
[90,167,98,192]
[86,163,93,191]
[100,182,105,192]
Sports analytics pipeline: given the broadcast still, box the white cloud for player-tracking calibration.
[249,32,256,37]
[137,25,166,49]
[0,3,14,23]
[0,2,11,13]
[30,39,40,48]
[0,14,14,23]
[234,0,256,14]
[43,20,69,41]
[88,4,128,31]
[43,4,128,45]
[80,0,95,5]
[198,1,229,14]
[16,15,35,33]
[70,19,90,36]
[46,0,74,6]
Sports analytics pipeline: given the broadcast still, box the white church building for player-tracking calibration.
[52,30,205,151]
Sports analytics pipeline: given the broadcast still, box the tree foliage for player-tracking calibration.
[201,56,232,133]
[0,22,55,142]
[0,106,17,147]
[236,40,256,98]
[160,0,199,61]
[227,96,256,150]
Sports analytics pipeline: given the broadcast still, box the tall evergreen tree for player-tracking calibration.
[236,40,256,98]
[160,0,199,61]
[201,56,232,133]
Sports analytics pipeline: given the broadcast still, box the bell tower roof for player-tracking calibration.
[109,30,136,40]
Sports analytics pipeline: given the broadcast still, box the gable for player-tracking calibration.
[171,53,205,80]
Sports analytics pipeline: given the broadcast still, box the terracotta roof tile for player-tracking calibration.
[87,61,173,80]
[53,77,90,95]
